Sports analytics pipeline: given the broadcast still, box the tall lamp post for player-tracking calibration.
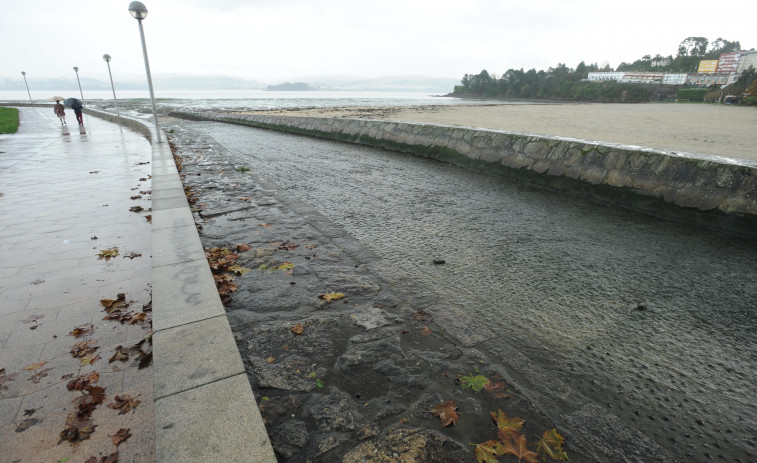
[128,1,161,143]
[73,66,84,101]
[21,71,32,102]
[102,54,121,116]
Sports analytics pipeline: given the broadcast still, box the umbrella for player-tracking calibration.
[49,96,65,102]
[63,98,83,110]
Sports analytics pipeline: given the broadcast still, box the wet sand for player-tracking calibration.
[245,103,757,162]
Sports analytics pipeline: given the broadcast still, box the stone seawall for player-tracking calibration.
[171,111,757,238]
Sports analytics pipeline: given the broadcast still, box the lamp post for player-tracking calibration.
[128,1,161,143]
[73,66,84,101]
[102,54,121,116]
[21,71,32,102]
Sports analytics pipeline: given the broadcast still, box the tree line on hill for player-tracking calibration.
[453,37,750,103]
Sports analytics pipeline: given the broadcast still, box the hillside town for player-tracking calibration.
[588,50,757,87]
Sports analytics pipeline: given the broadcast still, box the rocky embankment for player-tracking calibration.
[164,121,669,463]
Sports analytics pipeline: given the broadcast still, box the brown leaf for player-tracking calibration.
[68,323,94,338]
[59,415,97,443]
[291,323,304,335]
[236,243,251,252]
[430,400,459,427]
[80,353,101,366]
[123,252,142,259]
[15,418,41,433]
[67,372,100,391]
[100,453,119,463]
[420,326,432,336]
[111,427,132,446]
[500,432,539,463]
[100,293,131,313]
[239,197,254,201]
[70,340,98,358]
[21,360,47,371]
[278,240,300,251]
[259,223,272,228]
[108,394,141,415]
[137,348,152,369]
[28,367,54,384]
[109,346,130,363]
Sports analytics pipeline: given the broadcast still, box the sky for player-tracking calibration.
[2,0,756,85]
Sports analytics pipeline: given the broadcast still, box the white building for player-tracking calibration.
[587,72,626,81]
[662,74,688,85]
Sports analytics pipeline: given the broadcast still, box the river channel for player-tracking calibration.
[192,121,757,461]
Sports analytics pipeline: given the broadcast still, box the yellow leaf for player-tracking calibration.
[318,292,345,303]
[97,247,119,260]
[278,261,295,271]
[21,361,47,371]
[229,265,251,275]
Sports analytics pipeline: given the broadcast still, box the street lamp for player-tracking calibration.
[128,1,161,143]
[21,71,32,103]
[103,54,121,116]
[73,66,84,101]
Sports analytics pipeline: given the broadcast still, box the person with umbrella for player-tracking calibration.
[51,97,66,125]
[64,97,84,125]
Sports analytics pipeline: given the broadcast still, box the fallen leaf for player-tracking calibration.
[278,261,295,272]
[59,415,96,443]
[129,206,144,213]
[259,223,272,229]
[70,340,98,359]
[137,348,152,369]
[430,400,459,427]
[23,407,40,416]
[500,432,539,463]
[236,243,251,252]
[100,293,131,313]
[15,418,41,433]
[229,265,252,276]
[413,310,428,322]
[130,195,142,200]
[460,374,489,392]
[475,439,505,463]
[79,353,101,366]
[318,292,345,303]
[97,247,119,260]
[535,428,569,461]
[68,323,94,338]
[111,428,132,446]
[304,243,318,249]
[123,252,142,259]
[0,368,17,391]
[278,241,300,250]
[421,326,432,336]
[108,394,141,415]
[100,453,119,463]
[67,372,100,391]
[492,409,525,437]
[291,323,304,335]
[265,357,275,364]
[239,197,254,201]
[28,367,54,384]
[109,346,129,363]
[21,361,47,371]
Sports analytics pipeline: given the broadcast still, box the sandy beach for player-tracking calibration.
[245,103,757,162]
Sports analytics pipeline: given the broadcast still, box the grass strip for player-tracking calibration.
[0,107,19,134]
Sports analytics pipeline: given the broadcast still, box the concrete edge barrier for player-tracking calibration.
[85,108,277,462]
[173,111,757,239]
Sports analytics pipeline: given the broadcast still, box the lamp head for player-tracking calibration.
[103,54,112,62]
[128,1,148,19]
[21,71,26,76]
[73,66,79,72]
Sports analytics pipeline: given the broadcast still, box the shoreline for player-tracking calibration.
[239,102,757,161]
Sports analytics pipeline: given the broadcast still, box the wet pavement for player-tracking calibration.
[0,108,154,462]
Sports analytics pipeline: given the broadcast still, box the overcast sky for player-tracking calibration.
[3,0,755,85]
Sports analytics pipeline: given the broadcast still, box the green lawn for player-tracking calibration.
[0,107,19,134]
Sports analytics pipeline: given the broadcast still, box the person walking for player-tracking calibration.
[73,104,84,125]
[54,100,66,125]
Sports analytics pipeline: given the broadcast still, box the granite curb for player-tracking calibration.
[85,108,277,462]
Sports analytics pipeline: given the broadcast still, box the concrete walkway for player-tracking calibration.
[0,107,276,462]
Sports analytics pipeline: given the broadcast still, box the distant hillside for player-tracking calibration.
[266,82,315,91]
